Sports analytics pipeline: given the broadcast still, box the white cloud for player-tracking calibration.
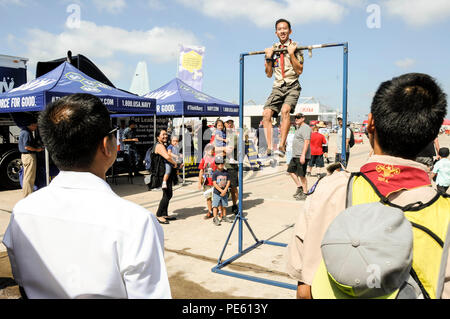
[17,20,199,63]
[93,0,126,14]
[176,0,358,28]
[97,60,124,81]
[11,20,200,83]
[383,0,450,26]
[395,58,415,69]
[0,0,25,5]
[147,0,165,10]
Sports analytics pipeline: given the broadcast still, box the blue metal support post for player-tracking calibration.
[341,42,349,166]
[212,43,349,292]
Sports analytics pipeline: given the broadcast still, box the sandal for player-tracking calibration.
[157,217,169,224]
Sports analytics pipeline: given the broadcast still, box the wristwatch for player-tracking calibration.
[265,58,273,63]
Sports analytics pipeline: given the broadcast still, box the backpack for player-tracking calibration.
[348,128,355,148]
[311,172,450,299]
[144,147,152,171]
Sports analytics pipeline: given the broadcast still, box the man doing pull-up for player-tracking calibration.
[263,18,304,157]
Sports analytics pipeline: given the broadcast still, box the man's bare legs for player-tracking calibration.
[278,104,292,154]
[262,108,274,154]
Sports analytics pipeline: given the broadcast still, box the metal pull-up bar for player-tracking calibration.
[246,42,347,56]
[212,41,349,291]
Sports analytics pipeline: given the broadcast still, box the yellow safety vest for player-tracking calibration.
[350,173,450,299]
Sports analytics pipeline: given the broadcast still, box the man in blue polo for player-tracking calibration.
[18,118,44,198]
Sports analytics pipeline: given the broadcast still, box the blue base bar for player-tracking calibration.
[212,43,348,293]
[212,266,297,291]
[263,240,288,247]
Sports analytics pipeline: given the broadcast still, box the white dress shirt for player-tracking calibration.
[2,171,171,299]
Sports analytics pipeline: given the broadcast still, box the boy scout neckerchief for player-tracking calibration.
[359,162,431,197]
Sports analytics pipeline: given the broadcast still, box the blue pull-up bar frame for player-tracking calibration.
[211,42,349,291]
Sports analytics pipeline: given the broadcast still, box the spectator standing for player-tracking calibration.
[198,144,217,219]
[306,126,327,178]
[117,119,126,151]
[122,120,141,177]
[335,116,351,167]
[317,121,330,164]
[3,94,171,299]
[18,118,44,198]
[212,156,231,226]
[149,129,179,224]
[288,113,311,201]
[286,73,450,299]
[224,117,239,216]
[431,147,450,194]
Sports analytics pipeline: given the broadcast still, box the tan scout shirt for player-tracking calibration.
[286,154,450,298]
[272,39,304,88]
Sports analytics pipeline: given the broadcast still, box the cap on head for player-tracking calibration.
[223,116,234,124]
[215,156,225,165]
[312,202,414,299]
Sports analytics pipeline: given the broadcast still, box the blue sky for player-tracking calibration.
[1,0,450,122]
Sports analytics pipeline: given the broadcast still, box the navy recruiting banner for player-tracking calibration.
[178,45,205,91]
[246,140,260,168]
[182,154,200,178]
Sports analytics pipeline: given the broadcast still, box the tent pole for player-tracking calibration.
[182,115,186,185]
[153,115,156,145]
[45,148,50,186]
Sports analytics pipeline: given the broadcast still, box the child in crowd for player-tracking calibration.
[214,119,227,155]
[198,144,218,219]
[431,147,450,194]
[212,156,231,226]
[162,136,182,189]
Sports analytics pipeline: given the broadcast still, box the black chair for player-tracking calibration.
[107,151,133,185]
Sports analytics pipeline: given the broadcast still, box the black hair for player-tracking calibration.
[129,120,136,126]
[215,119,224,128]
[38,93,113,170]
[275,18,291,30]
[439,147,449,158]
[371,73,447,159]
[156,129,167,139]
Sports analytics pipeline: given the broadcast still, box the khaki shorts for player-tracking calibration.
[264,81,301,117]
[203,185,213,199]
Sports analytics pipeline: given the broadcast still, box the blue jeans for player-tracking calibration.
[165,163,172,175]
[212,192,228,208]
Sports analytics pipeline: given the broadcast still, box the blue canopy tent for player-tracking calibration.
[143,77,239,183]
[0,61,156,185]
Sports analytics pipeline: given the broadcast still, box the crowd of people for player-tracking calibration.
[6,17,450,300]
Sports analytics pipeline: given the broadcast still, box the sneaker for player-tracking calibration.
[203,212,213,220]
[295,192,307,201]
[225,215,235,223]
[293,187,303,198]
[213,217,221,226]
[274,148,286,157]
